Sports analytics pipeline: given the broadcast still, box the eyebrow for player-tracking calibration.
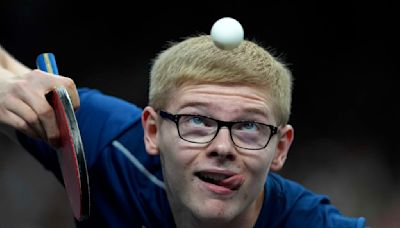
[176,101,271,122]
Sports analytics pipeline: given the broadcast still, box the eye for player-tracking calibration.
[237,122,258,132]
[179,115,212,128]
[189,116,205,126]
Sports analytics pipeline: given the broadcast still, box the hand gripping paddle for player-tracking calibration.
[36,53,90,221]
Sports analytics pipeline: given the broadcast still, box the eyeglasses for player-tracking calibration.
[159,110,278,150]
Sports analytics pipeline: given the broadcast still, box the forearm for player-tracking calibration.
[0,45,31,76]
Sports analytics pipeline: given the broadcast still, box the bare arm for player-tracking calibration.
[0,45,31,76]
[0,45,80,147]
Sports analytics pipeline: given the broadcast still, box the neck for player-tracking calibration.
[174,191,265,228]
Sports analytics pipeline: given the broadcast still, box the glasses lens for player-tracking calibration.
[178,115,217,143]
[231,122,271,149]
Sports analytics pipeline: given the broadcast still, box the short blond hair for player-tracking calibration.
[149,35,293,125]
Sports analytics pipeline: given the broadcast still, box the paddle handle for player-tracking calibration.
[36,53,59,75]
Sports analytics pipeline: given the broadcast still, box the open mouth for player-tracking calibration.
[195,171,244,191]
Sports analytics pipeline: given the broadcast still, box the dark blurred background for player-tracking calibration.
[0,0,398,227]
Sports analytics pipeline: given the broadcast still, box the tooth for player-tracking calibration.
[203,173,226,181]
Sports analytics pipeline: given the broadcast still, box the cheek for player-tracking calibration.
[245,148,276,178]
[158,127,197,175]
[159,141,201,199]
[159,124,202,161]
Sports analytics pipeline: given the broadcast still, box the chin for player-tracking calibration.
[190,199,239,222]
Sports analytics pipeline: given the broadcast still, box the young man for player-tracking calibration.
[0,35,366,227]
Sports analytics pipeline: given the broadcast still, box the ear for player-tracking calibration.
[142,106,160,155]
[270,124,294,171]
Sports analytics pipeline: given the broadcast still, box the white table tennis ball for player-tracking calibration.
[210,17,244,50]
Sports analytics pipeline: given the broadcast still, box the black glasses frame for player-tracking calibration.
[159,110,278,150]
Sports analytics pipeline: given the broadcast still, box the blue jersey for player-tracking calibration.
[17,88,366,228]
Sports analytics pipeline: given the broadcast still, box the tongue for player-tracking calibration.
[217,174,245,190]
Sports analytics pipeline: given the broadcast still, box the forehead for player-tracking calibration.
[166,83,276,122]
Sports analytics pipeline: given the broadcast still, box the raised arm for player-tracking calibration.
[0,45,79,147]
[0,45,31,76]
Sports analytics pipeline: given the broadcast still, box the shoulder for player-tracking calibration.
[77,87,142,115]
[259,172,366,228]
[76,87,142,140]
[75,87,144,165]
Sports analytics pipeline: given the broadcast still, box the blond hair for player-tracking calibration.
[149,35,293,125]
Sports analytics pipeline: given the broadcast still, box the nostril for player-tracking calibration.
[226,154,235,161]
[209,151,219,157]
[207,151,236,161]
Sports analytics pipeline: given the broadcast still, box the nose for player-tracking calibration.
[206,127,236,162]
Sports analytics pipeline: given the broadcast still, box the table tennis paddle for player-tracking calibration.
[36,53,90,221]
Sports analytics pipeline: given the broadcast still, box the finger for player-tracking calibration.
[58,75,80,110]
[30,70,80,110]
[1,110,40,139]
[5,96,46,139]
[14,83,60,144]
